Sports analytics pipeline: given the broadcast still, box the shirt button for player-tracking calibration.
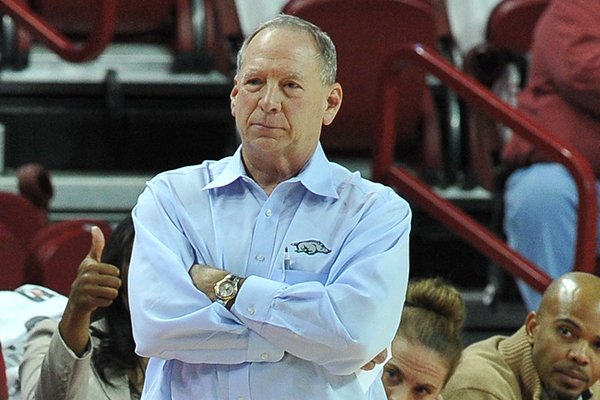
[265,209,272,217]
[237,397,244,400]
[247,306,255,315]
[261,352,269,360]
[255,255,265,262]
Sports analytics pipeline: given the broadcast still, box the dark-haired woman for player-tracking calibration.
[19,216,146,399]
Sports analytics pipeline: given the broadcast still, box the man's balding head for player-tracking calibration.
[538,272,600,318]
[525,272,600,400]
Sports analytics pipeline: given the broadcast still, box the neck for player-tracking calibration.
[242,151,306,195]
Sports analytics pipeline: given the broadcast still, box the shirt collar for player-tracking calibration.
[202,146,247,190]
[202,144,339,199]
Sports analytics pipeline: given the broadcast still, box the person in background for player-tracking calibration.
[128,13,411,400]
[383,277,465,400]
[501,0,600,311]
[19,216,146,399]
[442,272,600,400]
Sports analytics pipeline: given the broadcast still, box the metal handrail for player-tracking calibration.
[0,0,117,62]
[372,44,597,293]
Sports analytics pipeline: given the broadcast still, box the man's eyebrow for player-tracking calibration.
[555,317,578,326]
[240,69,259,78]
[553,317,586,333]
[283,72,306,81]
[240,66,306,79]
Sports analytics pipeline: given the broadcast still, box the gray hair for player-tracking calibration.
[235,14,337,86]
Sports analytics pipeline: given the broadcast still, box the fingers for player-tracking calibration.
[372,348,388,364]
[88,225,105,263]
[83,264,122,288]
[360,361,376,371]
[69,266,122,312]
[360,348,388,371]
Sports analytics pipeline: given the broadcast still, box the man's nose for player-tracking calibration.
[388,387,412,400]
[568,341,591,365]
[258,83,283,112]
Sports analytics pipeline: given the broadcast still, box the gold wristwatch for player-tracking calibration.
[214,274,242,305]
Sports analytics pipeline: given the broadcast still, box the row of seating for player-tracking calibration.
[0,0,516,187]
[0,185,112,296]
[0,0,243,74]
[0,0,552,184]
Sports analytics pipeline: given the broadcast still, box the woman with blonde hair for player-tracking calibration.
[383,277,466,400]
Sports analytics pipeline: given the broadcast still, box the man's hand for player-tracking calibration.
[360,348,388,371]
[58,226,122,355]
[189,264,229,301]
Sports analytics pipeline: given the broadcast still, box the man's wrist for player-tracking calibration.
[223,277,245,310]
[214,274,244,309]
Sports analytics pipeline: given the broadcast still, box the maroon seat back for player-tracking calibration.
[28,218,112,254]
[0,341,8,400]
[486,0,550,54]
[30,0,173,36]
[0,224,27,290]
[283,0,439,160]
[0,192,46,250]
[29,219,112,295]
[210,0,242,76]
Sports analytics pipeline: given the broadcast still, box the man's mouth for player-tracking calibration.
[252,122,279,130]
[555,367,588,388]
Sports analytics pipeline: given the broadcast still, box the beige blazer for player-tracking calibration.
[19,318,134,400]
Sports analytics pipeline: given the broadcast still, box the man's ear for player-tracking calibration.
[322,83,343,126]
[524,311,539,345]
[230,77,239,117]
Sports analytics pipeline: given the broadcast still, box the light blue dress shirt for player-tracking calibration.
[129,144,411,400]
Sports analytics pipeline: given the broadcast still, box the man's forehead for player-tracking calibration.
[247,27,318,58]
[241,41,321,80]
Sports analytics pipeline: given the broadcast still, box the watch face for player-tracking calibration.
[218,282,235,298]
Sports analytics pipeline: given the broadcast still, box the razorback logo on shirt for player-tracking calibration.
[291,240,331,255]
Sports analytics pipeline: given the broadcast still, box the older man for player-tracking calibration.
[128,14,411,400]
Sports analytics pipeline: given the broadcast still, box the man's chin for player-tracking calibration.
[544,382,585,400]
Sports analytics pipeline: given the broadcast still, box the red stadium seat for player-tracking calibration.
[486,0,550,54]
[29,225,92,296]
[28,220,112,296]
[0,341,8,400]
[0,224,27,290]
[282,0,443,179]
[0,192,46,250]
[211,0,243,76]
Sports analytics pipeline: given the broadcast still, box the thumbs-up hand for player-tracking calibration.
[68,226,122,313]
[59,226,122,356]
